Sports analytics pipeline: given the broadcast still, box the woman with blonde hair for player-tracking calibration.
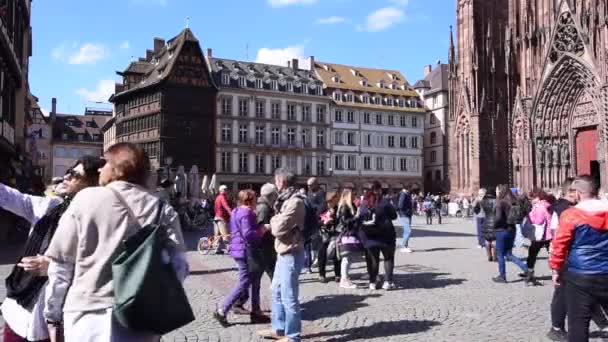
[317,191,341,283]
[336,189,362,289]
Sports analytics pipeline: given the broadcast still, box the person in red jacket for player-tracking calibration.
[550,175,608,342]
[214,185,233,254]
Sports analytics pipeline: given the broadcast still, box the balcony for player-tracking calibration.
[0,120,15,145]
[0,15,23,82]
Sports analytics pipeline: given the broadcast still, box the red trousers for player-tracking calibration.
[2,323,50,342]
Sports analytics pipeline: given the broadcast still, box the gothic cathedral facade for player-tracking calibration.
[449,0,608,194]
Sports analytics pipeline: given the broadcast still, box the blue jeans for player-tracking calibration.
[495,229,528,278]
[272,249,305,341]
[400,216,412,248]
[475,217,485,247]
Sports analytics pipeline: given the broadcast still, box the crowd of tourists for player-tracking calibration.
[1,142,608,342]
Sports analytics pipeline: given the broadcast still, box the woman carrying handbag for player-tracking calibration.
[335,189,363,289]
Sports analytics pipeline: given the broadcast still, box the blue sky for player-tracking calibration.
[30,0,455,115]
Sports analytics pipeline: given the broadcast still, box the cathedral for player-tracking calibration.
[449,0,608,194]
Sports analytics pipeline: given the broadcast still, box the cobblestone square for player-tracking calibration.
[1,216,605,341]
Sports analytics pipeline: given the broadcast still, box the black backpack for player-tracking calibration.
[296,194,319,242]
[506,201,524,225]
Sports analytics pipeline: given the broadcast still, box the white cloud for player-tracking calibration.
[361,7,404,32]
[69,43,106,65]
[316,16,346,24]
[268,0,316,8]
[256,45,310,69]
[76,79,115,102]
[389,0,409,6]
[120,41,130,49]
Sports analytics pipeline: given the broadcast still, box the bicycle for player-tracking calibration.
[197,234,231,255]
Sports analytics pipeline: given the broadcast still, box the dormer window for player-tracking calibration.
[168,50,174,59]
[323,64,331,71]
[377,80,385,88]
[271,79,278,90]
[301,84,308,94]
[255,78,263,89]
[386,97,393,106]
[360,78,368,87]
[221,73,230,85]
[239,76,246,87]
[333,92,342,102]
[373,96,381,105]
[362,94,370,104]
[287,82,293,92]
[388,73,398,80]
[332,75,341,83]
[350,69,360,76]
[345,93,353,102]
[391,82,398,90]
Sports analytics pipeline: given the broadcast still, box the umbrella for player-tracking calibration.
[188,166,200,199]
[201,175,209,195]
[174,165,188,197]
[208,174,217,194]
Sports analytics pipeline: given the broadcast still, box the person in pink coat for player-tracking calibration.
[524,188,554,285]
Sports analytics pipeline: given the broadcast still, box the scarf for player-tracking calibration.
[274,187,298,214]
[6,198,70,308]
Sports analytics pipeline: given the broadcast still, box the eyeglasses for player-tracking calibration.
[65,169,85,181]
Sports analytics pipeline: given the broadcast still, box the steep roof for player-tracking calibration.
[113,28,203,99]
[209,57,323,86]
[53,113,109,143]
[416,64,449,94]
[313,60,419,97]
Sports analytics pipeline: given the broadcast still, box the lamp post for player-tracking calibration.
[164,155,173,181]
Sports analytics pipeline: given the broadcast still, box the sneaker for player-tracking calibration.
[546,327,568,341]
[213,310,229,328]
[250,312,271,324]
[335,277,341,283]
[476,245,484,249]
[232,304,249,315]
[319,276,328,283]
[382,281,396,290]
[311,258,318,268]
[400,247,413,253]
[492,275,507,283]
[369,283,378,290]
[340,279,357,289]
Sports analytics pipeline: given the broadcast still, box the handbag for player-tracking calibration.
[521,217,547,242]
[110,189,195,335]
[337,232,363,258]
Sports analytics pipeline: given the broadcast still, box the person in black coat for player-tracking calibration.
[478,190,497,262]
[362,181,397,291]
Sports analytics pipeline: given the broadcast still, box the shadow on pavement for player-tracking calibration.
[410,228,476,238]
[304,319,440,341]
[302,294,381,321]
[393,272,466,290]
[416,247,469,253]
[189,267,235,276]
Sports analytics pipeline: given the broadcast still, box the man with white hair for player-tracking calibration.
[472,188,487,249]
[213,184,232,254]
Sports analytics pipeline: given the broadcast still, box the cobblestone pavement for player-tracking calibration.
[1,216,606,341]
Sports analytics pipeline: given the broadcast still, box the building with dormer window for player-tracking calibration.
[314,61,425,192]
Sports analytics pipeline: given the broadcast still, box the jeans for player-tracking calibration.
[341,256,352,280]
[271,249,305,341]
[565,271,608,342]
[317,239,340,279]
[495,229,528,278]
[475,217,485,247]
[221,257,261,313]
[365,246,395,283]
[399,216,412,248]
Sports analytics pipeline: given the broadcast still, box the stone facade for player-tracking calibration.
[450,0,608,194]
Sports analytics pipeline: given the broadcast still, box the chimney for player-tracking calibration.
[153,37,165,53]
[207,48,212,58]
[292,58,299,70]
[287,60,291,68]
[309,56,315,72]
[424,65,432,76]
[51,98,57,122]
[145,49,154,62]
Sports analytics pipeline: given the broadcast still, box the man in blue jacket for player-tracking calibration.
[397,186,413,253]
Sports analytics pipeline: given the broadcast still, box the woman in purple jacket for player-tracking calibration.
[214,190,270,326]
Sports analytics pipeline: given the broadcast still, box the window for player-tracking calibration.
[239,99,249,117]
[347,155,356,170]
[377,135,384,147]
[362,94,369,104]
[287,104,296,120]
[287,82,293,92]
[386,98,393,106]
[316,106,325,123]
[271,127,280,145]
[365,134,372,147]
[432,97,438,108]
[400,158,408,171]
[334,92,342,101]
[345,93,353,102]
[400,115,407,127]
[430,131,437,144]
[411,136,419,148]
[255,126,265,144]
[239,76,246,87]
[317,129,325,148]
[256,78,263,89]
[221,152,231,172]
[77,134,83,141]
[347,111,355,123]
[334,155,344,170]
[388,115,394,126]
[335,110,343,122]
[301,129,311,147]
[347,132,356,146]
[221,73,230,85]
[239,124,248,143]
[271,80,278,90]
[430,150,437,162]
[317,159,326,175]
[287,155,297,170]
[256,100,265,118]
[301,83,309,94]
[435,170,441,181]
[363,156,371,170]
[221,124,232,143]
[412,116,418,128]
[302,105,311,122]
[271,103,281,119]
[303,156,312,175]
[272,155,281,171]
[374,97,381,105]
[334,131,344,145]
[239,153,249,173]
[363,112,371,124]
[375,114,382,125]
[388,136,395,148]
[400,136,407,148]
[287,128,296,146]
[376,157,384,170]
[430,113,436,125]
[255,155,265,173]
[222,97,232,115]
